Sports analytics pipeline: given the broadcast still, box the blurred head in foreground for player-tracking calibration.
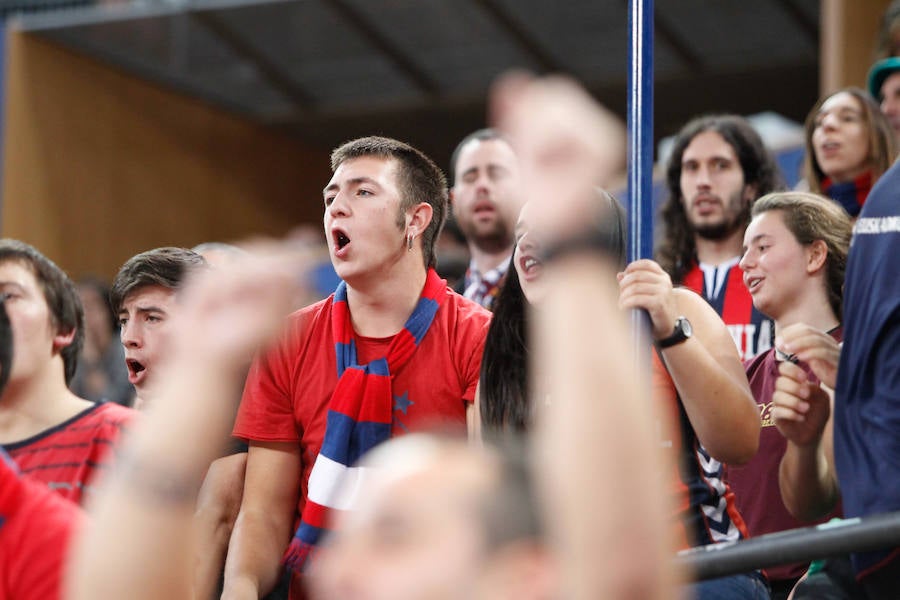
[310,433,555,600]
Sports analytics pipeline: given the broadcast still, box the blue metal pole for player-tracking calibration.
[627,0,654,262]
[627,0,654,349]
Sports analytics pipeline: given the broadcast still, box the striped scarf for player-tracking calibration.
[283,268,447,572]
[822,171,872,218]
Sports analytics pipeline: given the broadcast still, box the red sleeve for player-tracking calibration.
[453,297,492,405]
[0,458,83,600]
[233,313,307,443]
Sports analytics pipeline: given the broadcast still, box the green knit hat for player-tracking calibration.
[868,56,900,99]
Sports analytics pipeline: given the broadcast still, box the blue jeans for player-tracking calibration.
[685,571,771,599]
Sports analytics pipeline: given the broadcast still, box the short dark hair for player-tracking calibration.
[657,114,783,283]
[331,136,448,269]
[448,128,506,184]
[0,239,83,384]
[110,247,206,315]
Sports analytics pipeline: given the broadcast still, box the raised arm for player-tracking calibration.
[618,260,759,465]
[493,72,673,600]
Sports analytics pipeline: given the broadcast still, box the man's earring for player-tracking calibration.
[407,233,414,251]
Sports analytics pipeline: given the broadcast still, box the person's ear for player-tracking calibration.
[806,239,828,274]
[52,327,76,352]
[743,183,758,204]
[406,202,434,239]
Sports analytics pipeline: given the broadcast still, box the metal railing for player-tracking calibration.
[676,511,900,580]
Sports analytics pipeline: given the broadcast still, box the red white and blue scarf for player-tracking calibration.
[822,171,872,218]
[283,269,446,572]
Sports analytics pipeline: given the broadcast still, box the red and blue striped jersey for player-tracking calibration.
[3,402,134,505]
[682,260,774,361]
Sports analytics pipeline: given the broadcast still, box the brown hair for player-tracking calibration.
[0,239,83,384]
[110,247,206,315]
[331,136,448,269]
[802,87,897,193]
[751,192,852,319]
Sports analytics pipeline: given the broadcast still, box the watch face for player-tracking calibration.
[680,317,692,337]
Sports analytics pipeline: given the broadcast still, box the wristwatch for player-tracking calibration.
[656,316,692,349]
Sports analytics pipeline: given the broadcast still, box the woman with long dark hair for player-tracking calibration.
[474,187,765,597]
[476,188,625,435]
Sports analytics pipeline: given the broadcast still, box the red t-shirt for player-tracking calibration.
[234,288,491,527]
[4,402,135,505]
[0,451,84,600]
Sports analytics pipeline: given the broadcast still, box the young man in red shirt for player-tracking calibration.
[224,137,491,600]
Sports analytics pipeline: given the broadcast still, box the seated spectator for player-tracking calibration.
[728,191,851,599]
[802,87,896,218]
[0,240,134,506]
[69,277,133,407]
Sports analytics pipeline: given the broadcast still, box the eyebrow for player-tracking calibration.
[323,176,382,195]
[118,306,167,317]
[818,106,862,117]
[744,233,773,248]
[682,154,733,164]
